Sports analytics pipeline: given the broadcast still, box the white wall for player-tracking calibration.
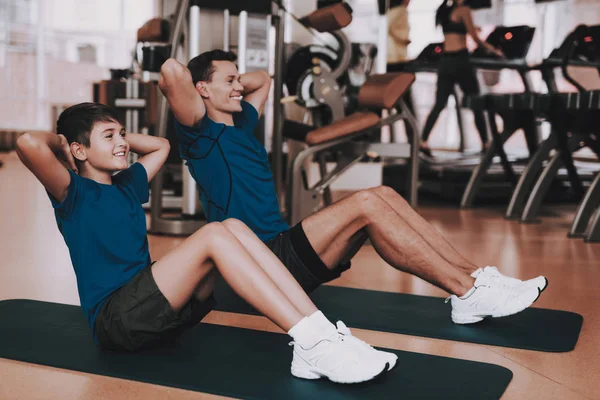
[0,0,156,131]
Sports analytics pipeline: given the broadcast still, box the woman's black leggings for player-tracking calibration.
[421,49,488,144]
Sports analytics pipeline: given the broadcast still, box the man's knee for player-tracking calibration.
[351,189,385,219]
[372,185,408,204]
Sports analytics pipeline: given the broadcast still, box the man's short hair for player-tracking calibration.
[56,102,122,147]
[187,50,237,85]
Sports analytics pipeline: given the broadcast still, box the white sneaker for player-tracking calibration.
[448,272,541,324]
[472,266,548,293]
[290,331,389,384]
[335,321,398,371]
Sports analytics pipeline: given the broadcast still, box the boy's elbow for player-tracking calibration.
[260,70,271,84]
[16,133,38,152]
[160,137,171,151]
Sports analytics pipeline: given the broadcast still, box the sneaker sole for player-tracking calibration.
[451,291,540,324]
[539,277,548,293]
[291,362,389,384]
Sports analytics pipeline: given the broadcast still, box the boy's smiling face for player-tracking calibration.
[80,121,130,173]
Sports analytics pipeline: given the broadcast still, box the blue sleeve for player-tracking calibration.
[48,170,83,220]
[114,163,149,204]
[174,117,212,160]
[233,101,259,137]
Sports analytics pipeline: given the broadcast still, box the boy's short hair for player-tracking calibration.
[187,50,237,85]
[57,102,122,147]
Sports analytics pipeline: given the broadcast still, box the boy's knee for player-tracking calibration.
[197,222,231,247]
[221,218,248,232]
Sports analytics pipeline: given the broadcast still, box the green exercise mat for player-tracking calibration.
[214,282,583,352]
[0,299,512,400]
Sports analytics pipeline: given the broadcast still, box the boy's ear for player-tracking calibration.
[70,142,87,162]
[196,81,209,98]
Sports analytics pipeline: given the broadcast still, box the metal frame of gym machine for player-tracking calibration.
[283,3,419,225]
[149,0,286,235]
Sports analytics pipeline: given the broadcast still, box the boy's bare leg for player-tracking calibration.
[221,219,317,316]
[301,190,475,296]
[151,221,307,331]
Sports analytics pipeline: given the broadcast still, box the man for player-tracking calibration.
[159,50,547,325]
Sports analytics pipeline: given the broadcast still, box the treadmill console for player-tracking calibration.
[472,25,536,60]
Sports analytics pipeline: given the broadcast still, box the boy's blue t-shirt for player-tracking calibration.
[49,163,151,337]
[174,100,289,241]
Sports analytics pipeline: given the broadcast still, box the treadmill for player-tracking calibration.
[392,25,538,203]
[388,43,470,152]
[510,24,600,223]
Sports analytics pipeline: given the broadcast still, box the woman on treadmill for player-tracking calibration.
[420,0,503,157]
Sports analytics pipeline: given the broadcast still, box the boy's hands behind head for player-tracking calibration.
[57,134,78,174]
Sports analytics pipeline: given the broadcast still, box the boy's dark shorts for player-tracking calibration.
[265,222,351,293]
[94,264,215,352]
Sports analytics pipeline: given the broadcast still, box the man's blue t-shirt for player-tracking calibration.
[49,163,151,337]
[174,101,289,241]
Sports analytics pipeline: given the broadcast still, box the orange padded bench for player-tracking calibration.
[299,3,353,33]
[137,18,170,43]
[303,72,416,145]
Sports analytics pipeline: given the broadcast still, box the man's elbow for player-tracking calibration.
[160,58,181,75]
[160,58,187,85]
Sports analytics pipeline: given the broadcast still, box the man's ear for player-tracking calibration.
[196,81,210,99]
[70,142,87,162]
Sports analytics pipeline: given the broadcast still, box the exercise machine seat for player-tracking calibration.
[137,18,170,43]
[300,3,353,33]
[358,72,415,109]
[305,112,379,145]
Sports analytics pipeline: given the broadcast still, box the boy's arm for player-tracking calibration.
[16,132,77,203]
[240,70,271,117]
[159,58,206,127]
[127,133,170,182]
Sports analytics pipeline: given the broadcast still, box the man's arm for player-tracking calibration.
[16,132,76,203]
[159,58,206,127]
[127,133,170,182]
[388,8,411,45]
[240,70,271,117]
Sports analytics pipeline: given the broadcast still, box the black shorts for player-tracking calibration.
[264,222,351,293]
[94,265,215,352]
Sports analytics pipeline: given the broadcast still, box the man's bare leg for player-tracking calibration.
[371,185,479,275]
[301,190,475,296]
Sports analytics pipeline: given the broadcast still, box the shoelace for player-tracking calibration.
[336,321,376,352]
[288,331,347,348]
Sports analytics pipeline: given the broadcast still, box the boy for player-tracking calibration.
[160,51,546,326]
[16,102,394,384]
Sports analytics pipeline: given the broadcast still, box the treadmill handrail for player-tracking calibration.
[469,57,529,70]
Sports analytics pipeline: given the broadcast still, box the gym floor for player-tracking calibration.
[0,150,598,400]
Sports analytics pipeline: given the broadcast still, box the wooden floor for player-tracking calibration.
[0,150,598,400]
